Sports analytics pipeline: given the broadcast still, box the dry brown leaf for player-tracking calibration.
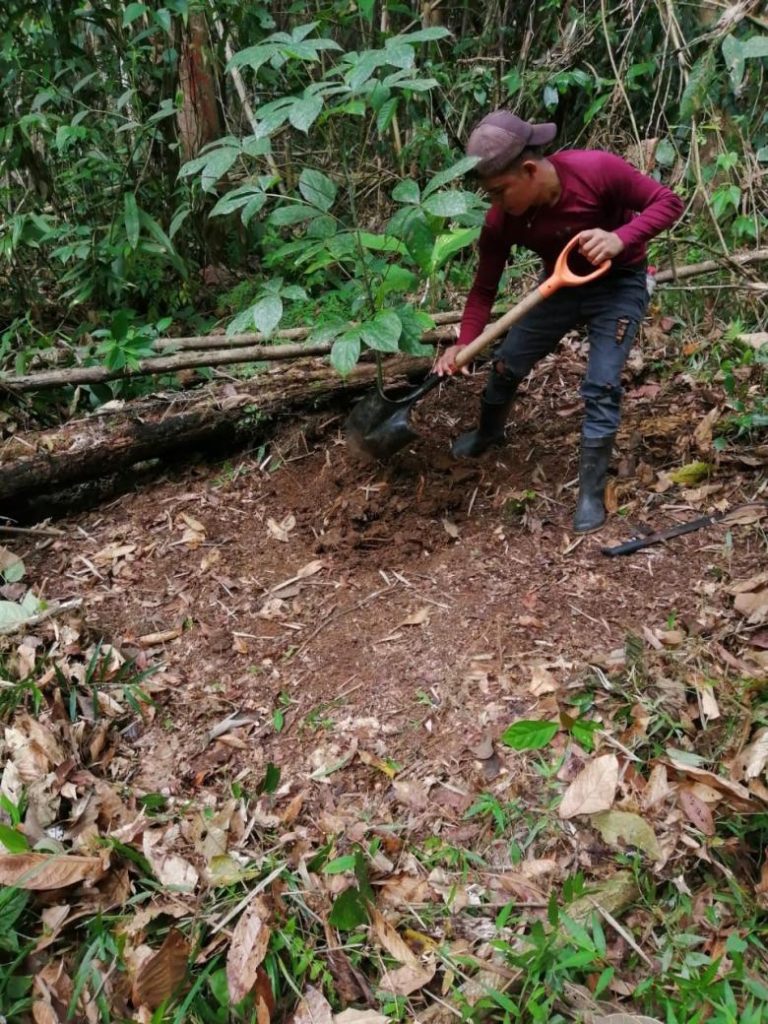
[559,754,619,819]
[227,896,271,1005]
[442,518,460,539]
[722,504,768,526]
[398,607,430,628]
[334,1012,388,1024]
[665,757,755,809]
[0,852,107,891]
[529,662,559,696]
[604,479,619,514]
[132,928,190,1010]
[678,787,715,835]
[392,779,430,810]
[289,986,334,1024]
[32,960,73,1024]
[180,512,205,533]
[378,873,432,907]
[730,570,768,594]
[379,959,436,996]
[371,907,419,967]
[756,860,768,909]
[734,727,768,781]
[693,407,720,451]
[267,515,296,543]
[734,589,768,624]
[142,832,199,892]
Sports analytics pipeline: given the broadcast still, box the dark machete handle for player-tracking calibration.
[601,513,718,557]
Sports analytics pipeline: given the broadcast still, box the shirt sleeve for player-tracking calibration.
[458,211,513,346]
[597,152,684,250]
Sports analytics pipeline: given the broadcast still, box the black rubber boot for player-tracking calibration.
[451,398,512,458]
[573,434,615,533]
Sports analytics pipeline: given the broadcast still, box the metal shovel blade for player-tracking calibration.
[345,374,440,460]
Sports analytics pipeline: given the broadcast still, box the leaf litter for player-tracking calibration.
[5,337,768,1021]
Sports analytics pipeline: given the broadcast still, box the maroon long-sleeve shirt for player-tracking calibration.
[458,150,684,345]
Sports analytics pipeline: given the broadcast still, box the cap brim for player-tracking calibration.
[529,123,557,147]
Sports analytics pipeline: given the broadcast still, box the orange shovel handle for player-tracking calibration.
[539,233,612,297]
[454,235,612,370]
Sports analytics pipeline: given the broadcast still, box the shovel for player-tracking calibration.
[345,234,612,459]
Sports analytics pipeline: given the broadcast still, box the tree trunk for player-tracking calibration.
[0,356,430,507]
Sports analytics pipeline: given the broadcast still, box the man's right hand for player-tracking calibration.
[434,344,471,377]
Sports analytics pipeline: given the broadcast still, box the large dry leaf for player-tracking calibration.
[379,959,436,996]
[378,873,432,907]
[678,787,715,835]
[371,908,419,967]
[640,764,672,811]
[665,757,755,809]
[132,929,190,1010]
[289,986,334,1024]
[693,407,720,451]
[591,810,662,861]
[392,779,430,810]
[559,755,619,819]
[267,515,296,542]
[334,1012,388,1024]
[529,663,559,696]
[734,589,768,624]
[32,960,73,1024]
[142,831,199,892]
[734,727,768,780]
[227,896,271,1005]
[0,852,107,891]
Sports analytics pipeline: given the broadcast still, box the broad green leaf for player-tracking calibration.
[386,74,439,93]
[289,95,323,133]
[421,190,474,217]
[0,601,32,629]
[250,295,283,336]
[330,334,361,376]
[402,209,435,273]
[269,205,318,226]
[359,0,375,22]
[169,203,190,238]
[376,97,399,135]
[356,231,407,255]
[0,825,29,854]
[211,187,266,218]
[281,285,308,301]
[422,156,481,198]
[391,27,451,44]
[242,196,268,226]
[430,227,480,272]
[583,92,611,126]
[377,266,418,300]
[154,8,172,34]
[397,305,434,356]
[323,855,357,874]
[329,886,369,930]
[123,193,140,250]
[0,547,25,584]
[392,179,420,205]
[306,214,337,239]
[122,2,148,26]
[299,168,337,211]
[591,810,663,861]
[501,720,559,751]
[654,138,676,167]
[360,311,401,353]
[722,34,745,92]
[383,42,415,70]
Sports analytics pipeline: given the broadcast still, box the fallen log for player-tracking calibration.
[0,355,430,506]
[6,328,452,392]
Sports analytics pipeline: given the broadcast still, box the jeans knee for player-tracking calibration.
[581,379,623,407]
[581,379,623,436]
[485,359,523,405]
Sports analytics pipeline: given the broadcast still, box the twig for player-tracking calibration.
[0,524,64,538]
[589,898,654,967]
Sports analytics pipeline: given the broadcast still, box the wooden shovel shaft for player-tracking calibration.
[454,288,545,369]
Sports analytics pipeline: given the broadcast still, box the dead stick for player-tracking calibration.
[0,524,65,537]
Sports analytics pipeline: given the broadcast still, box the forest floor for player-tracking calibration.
[3,324,768,1022]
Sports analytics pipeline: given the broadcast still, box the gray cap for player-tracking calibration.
[466,110,557,176]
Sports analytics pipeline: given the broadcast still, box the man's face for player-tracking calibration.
[481,162,538,217]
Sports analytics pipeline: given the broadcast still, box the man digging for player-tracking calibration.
[435,110,683,533]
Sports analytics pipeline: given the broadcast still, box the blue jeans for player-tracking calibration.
[489,265,650,439]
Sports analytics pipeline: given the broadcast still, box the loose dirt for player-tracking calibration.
[22,337,766,802]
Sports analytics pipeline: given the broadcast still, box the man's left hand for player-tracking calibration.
[577,229,625,265]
